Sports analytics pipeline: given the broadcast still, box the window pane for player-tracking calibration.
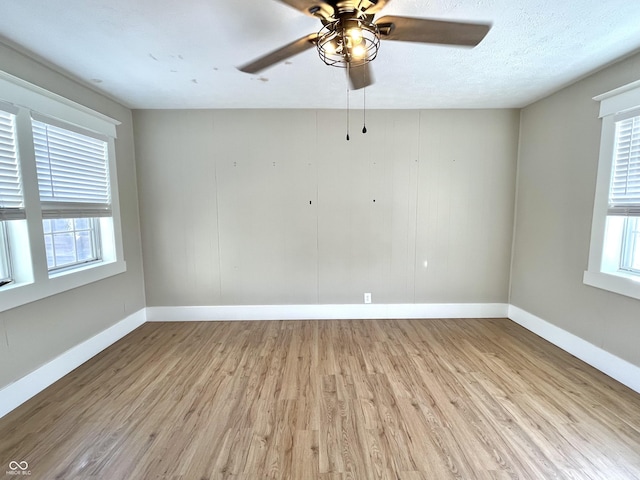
[53,232,76,267]
[0,222,11,283]
[52,218,73,233]
[621,217,640,273]
[44,234,55,269]
[74,218,91,230]
[76,231,95,262]
[43,217,101,271]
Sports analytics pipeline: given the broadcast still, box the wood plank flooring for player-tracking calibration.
[1,318,640,479]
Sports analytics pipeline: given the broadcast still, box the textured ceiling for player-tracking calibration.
[1,0,640,109]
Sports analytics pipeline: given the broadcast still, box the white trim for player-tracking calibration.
[0,260,127,312]
[586,115,616,272]
[583,270,640,301]
[508,305,640,394]
[0,308,146,419]
[594,79,640,118]
[3,304,639,419]
[146,303,509,322]
[0,70,119,137]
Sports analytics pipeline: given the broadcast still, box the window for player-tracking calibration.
[32,117,111,272]
[621,217,640,273]
[611,115,640,275]
[584,80,640,300]
[0,105,23,286]
[0,70,125,312]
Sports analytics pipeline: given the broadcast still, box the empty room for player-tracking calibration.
[1,0,640,478]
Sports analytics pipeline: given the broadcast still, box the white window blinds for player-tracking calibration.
[32,116,111,219]
[0,107,24,221]
[610,114,640,216]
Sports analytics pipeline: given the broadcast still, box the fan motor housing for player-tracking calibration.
[317,16,381,68]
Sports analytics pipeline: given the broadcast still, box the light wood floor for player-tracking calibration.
[1,319,640,479]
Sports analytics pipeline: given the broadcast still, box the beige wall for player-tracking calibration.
[511,51,640,367]
[0,44,146,388]
[134,108,519,306]
[3,33,637,397]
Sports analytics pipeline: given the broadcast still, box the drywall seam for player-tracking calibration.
[507,109,525,304]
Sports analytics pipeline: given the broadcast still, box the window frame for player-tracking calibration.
[584,80,640,301]
[620,217,639,274]
[0,221,12,285]
[0,70,126,313]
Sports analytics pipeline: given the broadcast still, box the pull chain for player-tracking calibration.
[362,83,367,134]
[346,63,350,141]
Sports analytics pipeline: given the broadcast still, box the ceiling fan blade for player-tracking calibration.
[348,62,374,90]
[238,33,319,74]
[357,0,391,14]
[275,0,334,18]
[375,15,491,47]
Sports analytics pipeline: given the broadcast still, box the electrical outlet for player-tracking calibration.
[364,293,372,304]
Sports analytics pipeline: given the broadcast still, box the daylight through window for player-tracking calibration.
[33,118,111,271]
[0,70,124,313]
[585,81,640,300]
[0,106,23,286]
[607,113,640,275]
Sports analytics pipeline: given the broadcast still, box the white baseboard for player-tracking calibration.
[508,305,640,394]
[0,308,146,419]
[146,303,510,322]
[2,303,637,419]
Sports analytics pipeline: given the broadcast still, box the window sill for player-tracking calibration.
[0,260,126,313]
[583,270,640,301]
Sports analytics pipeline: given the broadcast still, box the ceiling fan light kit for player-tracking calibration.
[317,16,380,68]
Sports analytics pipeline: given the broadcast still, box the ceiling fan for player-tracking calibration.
[238,0,491,90]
